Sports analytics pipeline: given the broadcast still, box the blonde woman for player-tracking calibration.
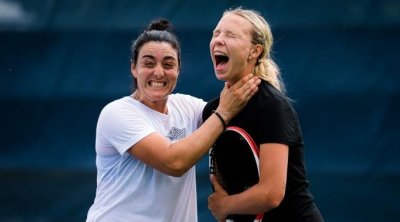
[204,7,324,222]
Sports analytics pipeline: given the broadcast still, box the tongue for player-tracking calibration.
[216,61,227,71]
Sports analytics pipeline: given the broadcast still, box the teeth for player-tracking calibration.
[214,51,226,56]
[150,81,165,88]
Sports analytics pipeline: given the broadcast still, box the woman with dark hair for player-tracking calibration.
[86,18,260,222]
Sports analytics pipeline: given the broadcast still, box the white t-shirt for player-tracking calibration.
[86,94,206,222]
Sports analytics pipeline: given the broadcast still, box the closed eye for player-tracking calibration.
[212,30,220,38]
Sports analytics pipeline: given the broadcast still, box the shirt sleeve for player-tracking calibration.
[97,101,156,155]
[256,96,300,146]
[173,93,207,129]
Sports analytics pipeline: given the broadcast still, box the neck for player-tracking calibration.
[227,65,256,86]
[132,92,168,114]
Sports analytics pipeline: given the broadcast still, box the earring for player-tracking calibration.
[248,56,252,60]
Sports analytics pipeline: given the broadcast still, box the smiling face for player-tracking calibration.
[210,13,260,85]
[131,41,179,112]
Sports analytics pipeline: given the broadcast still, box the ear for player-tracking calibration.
[131,63,137,78]
[250,44,263,60]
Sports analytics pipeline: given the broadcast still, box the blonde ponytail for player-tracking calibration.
[254,58,285,93]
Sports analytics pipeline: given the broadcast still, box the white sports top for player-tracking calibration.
[86,94,206,222]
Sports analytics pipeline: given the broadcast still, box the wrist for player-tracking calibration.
[212,110,227,131]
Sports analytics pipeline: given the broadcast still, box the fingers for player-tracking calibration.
[209,177,229,222]
[217,73,260,121]
[237,76,260,102]
[228,73,255,90]
[224,81,230,89]
[245,78,260,97]
[230,74,260,96]
[246,78,261,99]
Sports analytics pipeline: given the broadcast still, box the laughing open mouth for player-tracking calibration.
[215,54,229,67]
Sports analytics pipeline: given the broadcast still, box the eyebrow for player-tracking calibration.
[226,30,235,36]
[213,29,236,36]
[142,55,155,60]
[142,55,177,62]
[162,55,177,61]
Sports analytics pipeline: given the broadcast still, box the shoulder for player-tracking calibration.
[168,93,206,113]
[101,96,133,115]
[169,93,205,103]
[256,81,293,110]
[250,81,299,125]
[98,96,149,126]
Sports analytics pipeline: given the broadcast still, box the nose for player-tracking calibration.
[154,64,164,77]
[211,34,225,46]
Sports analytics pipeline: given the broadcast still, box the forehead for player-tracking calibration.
[139,41,178,60]
[215,13,253,35]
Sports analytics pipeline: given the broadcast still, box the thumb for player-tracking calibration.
[210,174,224,192]
[225,81,231,89]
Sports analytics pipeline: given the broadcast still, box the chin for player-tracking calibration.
[215,72,227,81]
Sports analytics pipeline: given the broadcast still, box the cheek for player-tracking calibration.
[209,39,217,53]
[232,47,248,61]
[167,70,179,79]
[209,40,214,50]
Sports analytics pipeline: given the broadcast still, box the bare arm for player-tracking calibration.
[208,143,288,219]
[129,74,260,176]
